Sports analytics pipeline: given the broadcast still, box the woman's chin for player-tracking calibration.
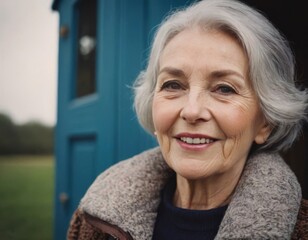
[173,161,215,181]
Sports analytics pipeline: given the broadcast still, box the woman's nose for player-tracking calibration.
[180,91,212,124]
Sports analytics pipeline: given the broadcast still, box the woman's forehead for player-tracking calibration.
[159,28,249,81]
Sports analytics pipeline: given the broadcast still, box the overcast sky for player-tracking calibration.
[0,0,59,126]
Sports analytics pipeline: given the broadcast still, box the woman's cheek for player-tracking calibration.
[152,98,168,132]
[214,105,252,158]
[152,96,181,132]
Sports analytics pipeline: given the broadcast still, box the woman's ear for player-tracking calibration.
[254,122,272,145]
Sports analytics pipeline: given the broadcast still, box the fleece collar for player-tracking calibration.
[80,147,301,240]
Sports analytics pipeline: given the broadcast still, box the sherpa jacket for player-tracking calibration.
[67,147,307,240]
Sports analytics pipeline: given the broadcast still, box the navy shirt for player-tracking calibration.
[152,176,228,240]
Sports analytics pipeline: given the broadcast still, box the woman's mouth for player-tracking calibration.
[179,137,215,145]
[174,133,217,150]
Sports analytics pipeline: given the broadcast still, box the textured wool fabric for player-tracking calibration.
[80,148,171,240]
[216,152,301,239]
[79,147,301,240]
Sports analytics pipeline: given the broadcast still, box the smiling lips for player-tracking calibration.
[175,133,217,146]
[180,137,215,144]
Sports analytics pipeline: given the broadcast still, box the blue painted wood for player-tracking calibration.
[54,1,77,239]
[117,0,154,161]
[70,135,97,208]
[54,0,191,239]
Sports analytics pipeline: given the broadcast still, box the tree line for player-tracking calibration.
[0,113,54,155]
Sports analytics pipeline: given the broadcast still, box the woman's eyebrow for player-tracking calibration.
[158,67,246,84]
[210,69,245,81]
[158,67,187,78]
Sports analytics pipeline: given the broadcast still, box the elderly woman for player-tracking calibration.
[68,0,307,239]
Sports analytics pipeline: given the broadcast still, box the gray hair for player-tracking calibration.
[133,0,308,152]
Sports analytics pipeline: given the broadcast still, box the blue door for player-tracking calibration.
[53,0,190,239]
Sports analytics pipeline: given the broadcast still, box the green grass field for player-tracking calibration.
[0,155,54,240]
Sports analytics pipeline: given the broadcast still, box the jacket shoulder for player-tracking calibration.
[77,147,170,239]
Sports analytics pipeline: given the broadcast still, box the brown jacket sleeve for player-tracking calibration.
[292,199,308,240]
[67,209,107,240]
[67,209,133,240]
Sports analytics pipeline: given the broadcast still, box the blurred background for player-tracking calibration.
[0,0,58,239]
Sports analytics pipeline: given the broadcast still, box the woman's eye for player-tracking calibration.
[161,81,183,91]
[215,85,236,95]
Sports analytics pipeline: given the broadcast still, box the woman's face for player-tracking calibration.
[152,28,270,180]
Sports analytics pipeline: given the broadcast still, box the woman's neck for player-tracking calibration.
[173,167,243,210]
